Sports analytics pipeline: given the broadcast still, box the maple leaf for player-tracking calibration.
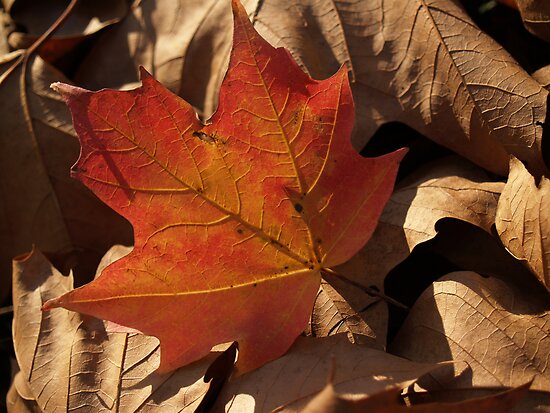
[43,0,405,373]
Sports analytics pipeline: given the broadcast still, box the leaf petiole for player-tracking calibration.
[321,268,409,311]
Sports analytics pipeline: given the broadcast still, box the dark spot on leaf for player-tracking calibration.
[193,131,217,144]
[284,266,289,270]
[253,283,257,287]
[316,238,322,244]
[237,228,243,234]
[294,203,303,213]
[308,265,314,270]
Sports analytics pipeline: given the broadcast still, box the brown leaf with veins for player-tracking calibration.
[0,51,132,303]
[383,157,503,249]
[532,65,550,89]
[11,247,232,412]
[302,381,530,413]
[72,0,549,176]
[496,157,550,292]
[252,0,549,176]
[212,335,440,413]
[74,0,259,97]
[390,271,550,392]
[306,157,503,348]
[307,280,381,348]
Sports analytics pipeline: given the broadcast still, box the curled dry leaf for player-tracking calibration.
[390,271,550,392]
[496,157,550,292]
[302,380,530,413]
[509,0,550,42]
[73,0,249,95]
[306,157,504,348]
[532,65,550,89]
[0,52,132,303]
[346,156,502,292]
[212,335,440,413]
[11,248,233,413]
[4,0,128,63]
[43,0,405,373]
[384,157,503,248]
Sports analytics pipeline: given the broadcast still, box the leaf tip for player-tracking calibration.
[231,0,250,25]
[138,65,153,81]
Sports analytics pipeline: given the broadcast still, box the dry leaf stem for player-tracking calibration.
[0,305,13,315]
[321,268,409,310]
[1,0,79,81]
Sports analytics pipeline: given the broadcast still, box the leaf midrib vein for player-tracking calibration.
[62,268,317,304]
[239,13,320,263]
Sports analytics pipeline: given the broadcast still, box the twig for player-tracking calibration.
[321,268,409,311]
[1,0,79,82]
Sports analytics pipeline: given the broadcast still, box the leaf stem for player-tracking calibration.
[321,268,409,311]
[0,306,13,316]
[1,0,79,81]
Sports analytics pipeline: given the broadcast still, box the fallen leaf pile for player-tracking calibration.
[2,0,549,412]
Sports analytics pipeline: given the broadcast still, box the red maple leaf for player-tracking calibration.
[43,0,406,373]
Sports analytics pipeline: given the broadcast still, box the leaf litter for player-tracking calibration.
[4,0,550,412]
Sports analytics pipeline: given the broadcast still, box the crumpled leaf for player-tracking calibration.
[390,271,550,392]
[0,51,132,303]
[11,248,233,413]
[302,380,530,413]
[4,0,128,63]
[212,335,440,413]
[496,157,550,292]
[43,0,405,374]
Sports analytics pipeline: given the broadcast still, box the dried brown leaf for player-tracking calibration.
[532,65,550,89]
[213,335,440,412]
[73,0,259,97]
[0,52,132,299]
[512,0,550,42]
[4,0,128,62]
[307,280,381,348]
[496,157,550,292]
[306,157,503,347]
[6,374,40,413]
[390,271,550,391]
[72,1,549,175]
[302,381,530,413]
[347,157,500,288]
[11,248,231,412]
